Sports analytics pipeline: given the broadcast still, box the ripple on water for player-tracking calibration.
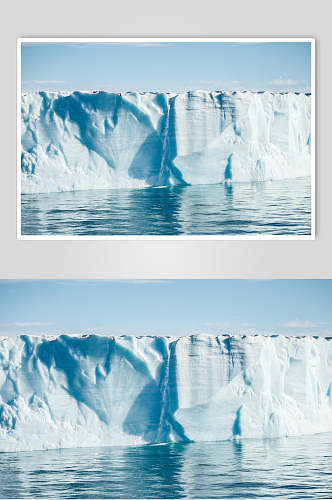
[0,432,331,498]
[21,177,311,236]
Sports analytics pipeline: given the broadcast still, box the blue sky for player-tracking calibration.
[0,280,330,337]
[21,41,311,93]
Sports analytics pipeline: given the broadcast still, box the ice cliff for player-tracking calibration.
[21,91,311,193]
[0,334,331,452]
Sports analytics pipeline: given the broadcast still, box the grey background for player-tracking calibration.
[0,0,330,279]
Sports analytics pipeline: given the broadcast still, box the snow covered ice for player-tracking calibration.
[0,334,331,452]
[21,91,311,194]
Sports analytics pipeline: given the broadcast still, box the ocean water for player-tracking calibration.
[0,432,331,499]
[21,177,311,236]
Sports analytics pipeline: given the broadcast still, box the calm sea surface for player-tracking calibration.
[21,178,311,236]
[0,432,331,499]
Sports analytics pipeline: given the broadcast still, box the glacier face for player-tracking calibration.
[21,91,311,194]
[0,334,331,452]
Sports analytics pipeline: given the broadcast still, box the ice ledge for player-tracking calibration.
[21,89,312,193]
[0,332,329,342]
[1,333,330,452]
[21,89,312,97]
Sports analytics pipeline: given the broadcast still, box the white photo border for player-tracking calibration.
[17,37,316,241]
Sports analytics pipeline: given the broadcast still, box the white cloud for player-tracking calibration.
[184,79,244,89]
[281,318,321,328]
[204,321,251,329]
[315,330,332,337]
[0,322,53,328]
[53,279,173,286]
[267,77,298,86]
[22,80,66,84]
[188,321,262,336]
[124,43,173,47]
[113,279,173,285]
[247,279,273,282]
[70,42,173,49]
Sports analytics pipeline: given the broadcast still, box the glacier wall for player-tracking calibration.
[21,91,311,194]
[0,334,331,452]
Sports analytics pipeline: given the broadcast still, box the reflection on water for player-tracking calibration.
[0,432,331,498]
[21,177,311,236]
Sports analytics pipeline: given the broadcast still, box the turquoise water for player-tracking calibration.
[21,177,311,236]
[0,432,331,498]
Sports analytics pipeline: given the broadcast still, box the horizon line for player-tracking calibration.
[1,332,330,340]
[21,88,312,95]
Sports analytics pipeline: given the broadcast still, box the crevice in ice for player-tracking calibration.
[232,406,243,437]
[224,154,232,181]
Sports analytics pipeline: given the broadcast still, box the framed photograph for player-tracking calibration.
[0,279,331,499]
[17,38,315,239]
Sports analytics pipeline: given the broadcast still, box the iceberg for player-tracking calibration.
[21,91,311,194]
[0,334,331,452]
